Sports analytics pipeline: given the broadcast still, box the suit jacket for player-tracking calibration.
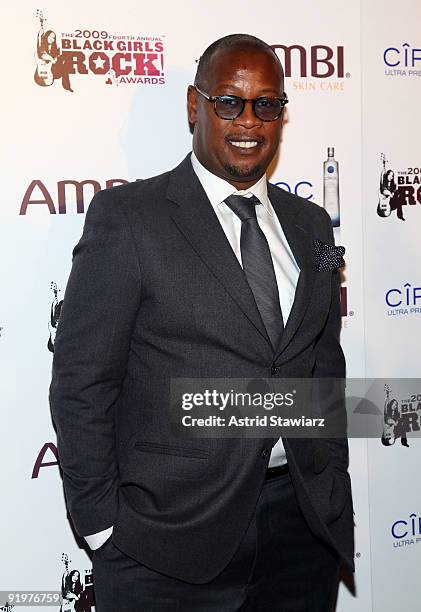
[49,152,354,583]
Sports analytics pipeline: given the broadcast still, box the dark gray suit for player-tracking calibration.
[50,153,354,586]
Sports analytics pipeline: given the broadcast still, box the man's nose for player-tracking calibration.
[232,100,262,128]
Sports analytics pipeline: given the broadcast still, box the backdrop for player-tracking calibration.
[1,1,420,610]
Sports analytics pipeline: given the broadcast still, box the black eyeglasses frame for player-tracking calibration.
[194,85,288,122]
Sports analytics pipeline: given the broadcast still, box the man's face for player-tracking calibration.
[188,46,284,190]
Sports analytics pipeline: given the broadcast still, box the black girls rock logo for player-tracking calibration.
[60,554,95,612]
[381,384,421,448]
[33,9,165,92]
[377,153,421,221]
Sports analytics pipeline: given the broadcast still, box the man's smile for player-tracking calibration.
[226,136,264,151]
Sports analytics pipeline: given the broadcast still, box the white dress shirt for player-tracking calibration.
[85,151,300,550]
[190,151,300,469]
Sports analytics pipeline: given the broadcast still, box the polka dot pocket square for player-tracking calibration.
[314,239,346,272]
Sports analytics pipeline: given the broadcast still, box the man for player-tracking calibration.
[50,33,354,611]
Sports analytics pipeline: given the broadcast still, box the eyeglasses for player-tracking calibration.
[194,85,288,122]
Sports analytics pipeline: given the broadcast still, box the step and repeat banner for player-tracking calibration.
[1,0,419,610]
[362,1,421,611]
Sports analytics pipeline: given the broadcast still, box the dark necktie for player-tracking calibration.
[224,194,284,350]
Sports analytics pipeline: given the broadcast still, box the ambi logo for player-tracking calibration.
[19,178,128,215]
[271,44,346,78]
[384,43,421,77]
[271,44,349,91]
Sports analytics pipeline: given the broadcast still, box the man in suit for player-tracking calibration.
[50,33,354,611]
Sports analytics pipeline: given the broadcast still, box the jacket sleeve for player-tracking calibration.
[49,188,141,536]
[312,208,349,474]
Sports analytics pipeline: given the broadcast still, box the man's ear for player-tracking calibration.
[187,85,198,125]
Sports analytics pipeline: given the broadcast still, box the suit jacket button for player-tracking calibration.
[271,364,279,375]
[261,448,269,458]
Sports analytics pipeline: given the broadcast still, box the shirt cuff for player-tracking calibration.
[84,526,113,550]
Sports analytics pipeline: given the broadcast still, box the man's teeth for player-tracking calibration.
[229,141,259,148]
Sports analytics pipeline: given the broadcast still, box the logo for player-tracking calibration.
[60,554,95,611]
[276,147,341,225]
[271,43,350,92]
[33,9,165,92]
[32,442,59,478]
[48,282,63,352]
[385,282,421,317]
[376,153,421,221]
[19,178,128,215]
[275,179,314,200]
[384,43,421,77]
[391,513,421,548]
[380,384,418,447]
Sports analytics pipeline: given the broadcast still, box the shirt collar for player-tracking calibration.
[190,150,272,216]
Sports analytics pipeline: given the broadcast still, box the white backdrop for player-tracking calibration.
[362,1,421,610]
[1,1,420,610]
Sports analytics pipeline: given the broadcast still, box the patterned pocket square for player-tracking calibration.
[314,239,345,272]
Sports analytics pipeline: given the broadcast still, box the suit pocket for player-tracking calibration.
[132,441,210,481]
[133,440,210,460]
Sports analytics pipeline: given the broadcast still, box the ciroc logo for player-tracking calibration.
[383,43,421,77]
[391,512,421,548]
[385,282,421,317]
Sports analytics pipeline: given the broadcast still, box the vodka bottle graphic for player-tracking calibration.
[323,147,340,227]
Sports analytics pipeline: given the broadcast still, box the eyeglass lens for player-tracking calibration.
[215,96,284,121]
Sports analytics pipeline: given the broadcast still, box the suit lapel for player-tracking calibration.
[166,154,271,346]
[267,183,317,360]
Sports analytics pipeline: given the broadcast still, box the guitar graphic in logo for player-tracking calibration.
[60,554,83,612]
[377,153,396,218]
[34,10,73,91]
[381,385,396,443]
[48,282,63,353]
[34,10,53,86]
[381,384,410,447]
